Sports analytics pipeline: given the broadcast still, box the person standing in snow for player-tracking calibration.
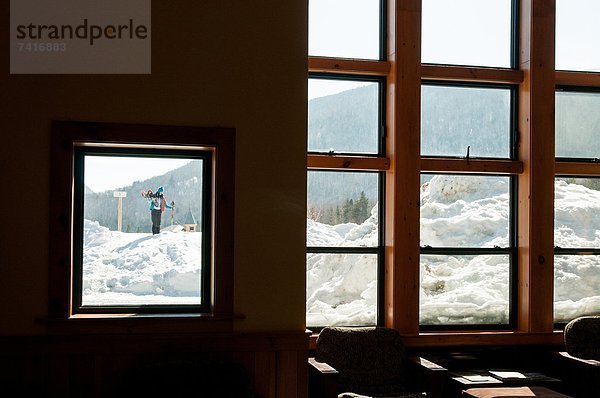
[143,186,175,234]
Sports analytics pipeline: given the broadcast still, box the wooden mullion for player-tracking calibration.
[422,64,524,84]
[421,158,523,174]
[307,155,389,171]
[517,0,556,333]
[308,57,390,76]
[555,162,600,176]
[556,71,600,87]
[385,0,421,336]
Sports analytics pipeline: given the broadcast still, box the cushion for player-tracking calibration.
[564,316,600,360]
[315,327,412,396]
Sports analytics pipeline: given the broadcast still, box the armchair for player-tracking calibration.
[308,327,447,398]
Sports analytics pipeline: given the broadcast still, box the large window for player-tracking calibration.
[309,0,596,341]
[419,70,518,329]
[49,122,235,323]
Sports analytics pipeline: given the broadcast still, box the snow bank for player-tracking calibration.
[555,179,600,248]
[307,176,600,327]
[420,175,509,248]
[82,219,202,306]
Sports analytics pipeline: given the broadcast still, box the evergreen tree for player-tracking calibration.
[356,191,370,222]
[342,198,354,223]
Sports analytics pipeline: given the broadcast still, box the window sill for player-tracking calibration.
[40,313,244,335]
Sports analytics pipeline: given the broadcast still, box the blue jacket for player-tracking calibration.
[148,196,173,212]
[148,187,173,212]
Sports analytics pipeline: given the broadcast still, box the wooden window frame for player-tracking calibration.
[48,121,236,333]
[71,146,214,315]
[306,72,387,329]
[553,174,600,328]
[309,0,600,346]
[418,78,520,330]
[553,85,600,325]
[419,173,519,331]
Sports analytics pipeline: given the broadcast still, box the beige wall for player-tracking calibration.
[0,1,307,334]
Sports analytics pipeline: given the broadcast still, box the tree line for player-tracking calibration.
[308,191,372,225]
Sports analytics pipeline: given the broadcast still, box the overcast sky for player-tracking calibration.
[84,156,193,193]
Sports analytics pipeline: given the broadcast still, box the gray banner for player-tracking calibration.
[10,0,151,74]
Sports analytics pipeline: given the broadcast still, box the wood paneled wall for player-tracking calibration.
[0,331,309,398]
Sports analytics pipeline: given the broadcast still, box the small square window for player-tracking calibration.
[49,121,235,321]
[73,148,212,313]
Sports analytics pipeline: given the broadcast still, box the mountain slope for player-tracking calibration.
[84,161,204,232]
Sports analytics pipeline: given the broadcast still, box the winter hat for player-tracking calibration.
[156,186,164,194]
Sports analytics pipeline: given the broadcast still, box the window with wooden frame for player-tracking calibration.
[553,0,600,326]
[306,0,385,330]
[306,75,386,328]
[309,0,591,344]
[418,0,521,330]
[49,121,235,330]
[419,81,519,329]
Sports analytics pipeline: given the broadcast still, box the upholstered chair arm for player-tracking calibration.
[555,351,600,368]
[408,356,448,398]
[309,357,339,398]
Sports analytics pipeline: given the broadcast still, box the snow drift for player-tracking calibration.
[82,220,202,306]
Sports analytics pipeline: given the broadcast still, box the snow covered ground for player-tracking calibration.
[82,220,202,306]
[307,176,600,327]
